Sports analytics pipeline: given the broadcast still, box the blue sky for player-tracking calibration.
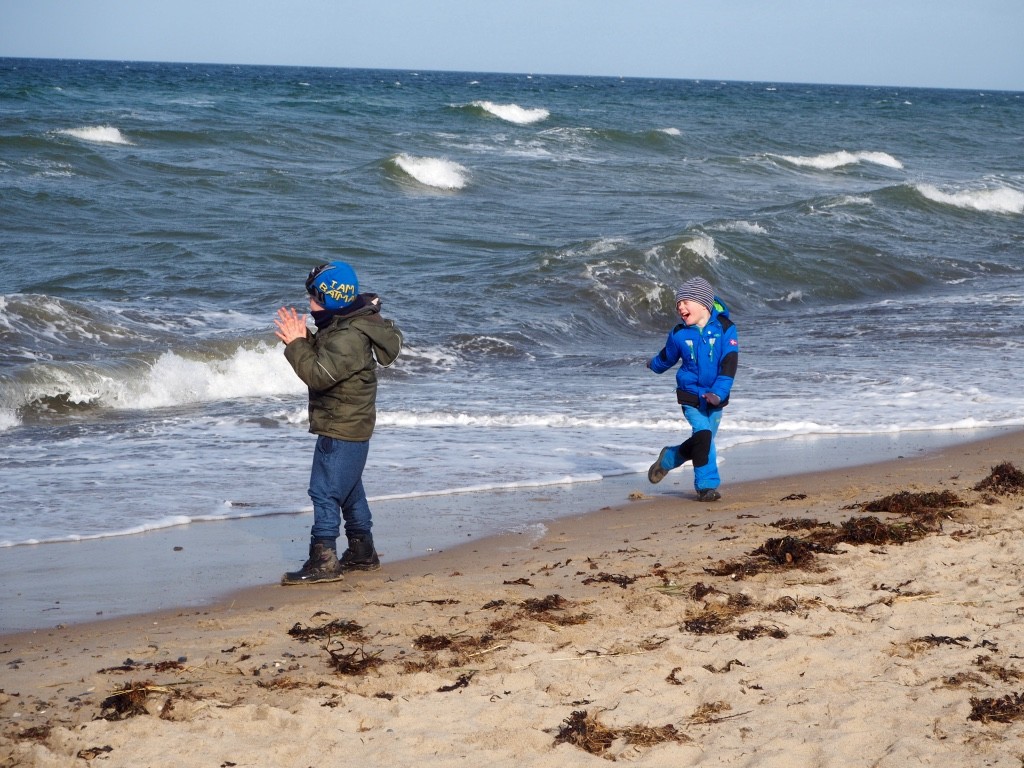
[2,0,1022,91]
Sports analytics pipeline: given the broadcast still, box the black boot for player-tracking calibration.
[281,539,344,585]
[339,534,381,572]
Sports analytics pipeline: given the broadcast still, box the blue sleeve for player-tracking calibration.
[649,329,680,374]
[708,324,739,401]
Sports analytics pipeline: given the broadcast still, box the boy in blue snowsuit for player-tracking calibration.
[647,277,738,502]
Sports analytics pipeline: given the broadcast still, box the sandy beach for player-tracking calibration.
[3,430,1023,766]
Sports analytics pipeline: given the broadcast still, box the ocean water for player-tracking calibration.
[2,58,1023,552]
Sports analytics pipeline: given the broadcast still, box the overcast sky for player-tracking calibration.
[2,0,1022,91]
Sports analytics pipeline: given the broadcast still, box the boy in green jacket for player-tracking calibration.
[274,261,403,584]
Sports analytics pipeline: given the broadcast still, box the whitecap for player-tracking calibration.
[9,343,305,416]
[392,154,469,190]
[681,233,725,263]
[377,410,670,431]
[657,127,682,136]
[713,220,767,235]
[0,408,19,432]
[471,101,549,125]
[775,150,903,170]
[57,125,133,145]
[129,343,303,409]
[915,183,1024,215]
[824,195,875,208]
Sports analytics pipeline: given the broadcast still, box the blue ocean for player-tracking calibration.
[2,58,1023,556]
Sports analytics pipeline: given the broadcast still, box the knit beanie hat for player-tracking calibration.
[305,261,359,311]
[674,277,715,312]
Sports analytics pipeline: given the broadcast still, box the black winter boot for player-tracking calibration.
[339,534,381,572]
[281,539,344,585]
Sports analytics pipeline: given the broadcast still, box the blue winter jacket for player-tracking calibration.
[649,299,738,408]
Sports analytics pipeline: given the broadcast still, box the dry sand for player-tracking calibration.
[3,431,1023,767]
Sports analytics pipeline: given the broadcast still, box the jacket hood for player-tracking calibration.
[711,296,730,320]
[340,293,403,367]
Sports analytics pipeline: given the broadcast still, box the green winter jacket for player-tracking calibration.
[283,294,403,441]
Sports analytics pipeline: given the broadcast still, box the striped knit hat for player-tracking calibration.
[674,277,715,312]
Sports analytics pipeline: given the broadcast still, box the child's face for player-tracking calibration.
[677,299,710,326]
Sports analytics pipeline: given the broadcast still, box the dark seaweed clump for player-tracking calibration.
[973,462,1024,495]
[553,710,688,756]
[969,692,1024,723]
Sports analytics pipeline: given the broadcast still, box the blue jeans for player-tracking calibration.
[308,436,372,541]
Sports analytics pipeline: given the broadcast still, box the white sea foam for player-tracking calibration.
[57,125,133,145]
[713,220,767,235]
[915,183,1024,214]
[129,344,302,409]
[377,410,679,431]
[393,154,469,190]
[658,127,682,136]
[681,233,725,263]
[471,101,549,125]
[825,195,875,208]
[775,150,903,170]
[582,237,629,256]
[0,515,196,547]
[5,343,303,419]
[0,408,19,432]
[371,473,604,502]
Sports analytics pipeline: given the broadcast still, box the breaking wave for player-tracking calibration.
[57,125,133,145]
[914,183,1024,215]
[470,101,549,124]
[773,150,903,171]
[391,154,469,189]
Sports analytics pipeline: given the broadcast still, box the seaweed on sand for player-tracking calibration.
[859,490,965,516]
[682,612,732,635]
[413,631,496,656]
[968,691,1024,723]
[553,710,617,755]
[772,517,832,531]
[736,625,788,641]
[681,593,760,636]
[325,643,383,676]
[518,594,592,626]
[437,672,476,692]
[14,725,51,742]
[553,710,689,756]
[974,462,1024,495]
[582,572,638,589]
[704,536,833,579]
[98,681,167,720]
[288,618,366,643]
[751,536,835,566]
[689,701,735,724]
[708,485,969,580]
[813,516,935,546]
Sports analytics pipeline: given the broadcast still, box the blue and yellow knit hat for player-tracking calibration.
[305,261,359,311]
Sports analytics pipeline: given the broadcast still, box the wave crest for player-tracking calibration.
[470,101,549,125]
[774,150,903,171]
[914,183,1024,215]
[57,125,133,145]
[391,154,469,190]
[1,344,304,429]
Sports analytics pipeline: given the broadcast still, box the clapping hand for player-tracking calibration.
[274,306,307,345]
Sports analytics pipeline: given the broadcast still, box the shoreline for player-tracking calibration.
[2,428,1022,765]
[1,426,1017,634]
